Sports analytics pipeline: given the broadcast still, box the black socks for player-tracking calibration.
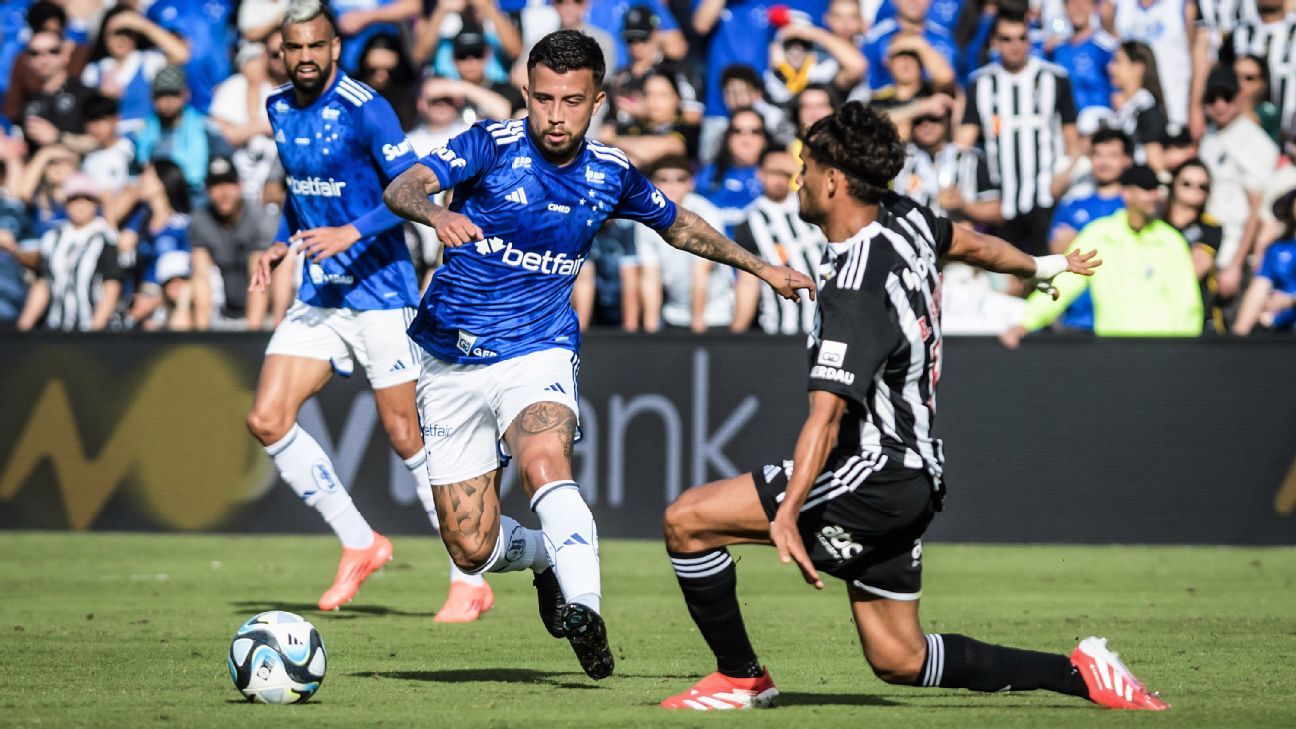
[916,634,1090,698]
[669,549,763,679]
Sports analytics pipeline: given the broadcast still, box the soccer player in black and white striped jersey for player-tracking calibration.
[958,12,1080,256]
[660,102,1167,713]
[1227,0,1296,136]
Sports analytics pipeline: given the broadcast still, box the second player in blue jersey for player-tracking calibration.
[384,29,817,683]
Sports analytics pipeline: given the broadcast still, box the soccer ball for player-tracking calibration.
[228,611,327,704]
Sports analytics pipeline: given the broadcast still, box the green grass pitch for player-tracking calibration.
[1,533,1293,728]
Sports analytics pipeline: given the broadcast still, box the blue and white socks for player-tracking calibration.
[265,424,373,549]
[531,480,601,614]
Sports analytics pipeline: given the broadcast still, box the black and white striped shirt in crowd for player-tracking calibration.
[808,192,952,485]
[892,143,997,220]
[36,218,122,331]
[963,58,1077,220]
[733,196,825,335]
[1112,88,1169,164]
[1197,0,1258,34]
[1230,13,1296,134]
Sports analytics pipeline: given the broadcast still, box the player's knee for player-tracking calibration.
[867,648,924,685]
[519,451,568,494]
[442,533,495,573]
[384,418,422,455]
[662,497,698,551]
[245,408,291,445]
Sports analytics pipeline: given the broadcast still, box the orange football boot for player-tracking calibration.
[1071,637,1170,711]
[433,580,495,623]
[660,669,779,710]
[317,532,393,611]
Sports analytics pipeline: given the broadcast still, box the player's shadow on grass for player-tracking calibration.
[230,601,436,618]
[776,692,901,708]
[357,668,601,690]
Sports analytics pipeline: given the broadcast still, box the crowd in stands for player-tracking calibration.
[1,0,1294,337]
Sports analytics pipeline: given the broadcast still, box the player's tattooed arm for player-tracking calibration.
[383,164,484,246]
[661,207,817,302]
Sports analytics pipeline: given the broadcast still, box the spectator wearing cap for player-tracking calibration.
[12,27,97,155]
[1234,188,1296,334]
[586,0,687,71]
[1002,165,1203,345]
[447,28,526,118]
[417,1,523,85]
[1198,65,1279,301]
[133,64,232,207]
[80,5,190,135]
[142,0,233,114]
[1160,128,1198,172]
[190,156,278,331]
[209,31,288,203]
[605,5,704,128]
[17,173,123,331]
[80,94,137,221]
[762,9,865,106]
[862,0,959,93]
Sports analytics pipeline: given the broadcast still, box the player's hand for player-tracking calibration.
[250,242,290,292]
[1064,248,1101,276]
[293,225,361,263]
[761,265,817,302]
[770,513,822,590]
[1031,249,1100,299]
[999,324,1027,350]
[430,209,484,248]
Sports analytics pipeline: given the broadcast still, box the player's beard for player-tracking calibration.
[797,185,826,227]
[530,119,587,165]
[291,58,331,93]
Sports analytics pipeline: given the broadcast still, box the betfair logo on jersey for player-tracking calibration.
[810,365,855,386]
[286,175,347,197]
[382,139,412,161]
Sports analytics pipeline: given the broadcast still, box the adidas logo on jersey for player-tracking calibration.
[286,175,347,197]
[274,129,286,143]
[506,188,528,205]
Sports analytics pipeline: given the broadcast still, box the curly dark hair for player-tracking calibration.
[527,30,606,87]
[801,101,904,204]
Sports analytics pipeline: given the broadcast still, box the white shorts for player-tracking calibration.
[265,301,421,389]
[416,347,580,485]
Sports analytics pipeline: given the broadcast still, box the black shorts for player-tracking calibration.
[753,454,937,600]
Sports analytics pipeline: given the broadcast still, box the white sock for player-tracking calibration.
[405,451,484,587]
[266,424,373,549]
[531,480,600,613]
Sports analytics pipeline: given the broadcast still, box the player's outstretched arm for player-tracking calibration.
[660,206,817,302]
[945,224,1101,299]
[383,164,483,247]
[771,390,847,590]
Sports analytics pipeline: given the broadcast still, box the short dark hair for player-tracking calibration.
[84,94,119,121]
[759,143,791,166]
[1091,127,1134,156]
[649,155,693,178]
[720,64,761,90]
[801,101,904,204]
[527,30,606,87]
[993,10,1028,35]
[26,1,66,33]
[793,83,841,113]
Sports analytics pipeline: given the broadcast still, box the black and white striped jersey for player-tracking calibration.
[1197,0,1258,33]
[733,195,825,335]
[1230,14,1296,135]
[808,192,951,485]
[963,58,1077,219]
[36,218,122,331]
[892,143,997,220]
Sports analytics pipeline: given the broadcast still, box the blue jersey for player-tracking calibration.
[268,72,420,310]
[863,19,959,90]
[695,164,762,237]
[410,119,678,364]
[1051,192,1125,331]
[1049,32,1117,113]
[1257,239,1296,330]
[126,208,192,287]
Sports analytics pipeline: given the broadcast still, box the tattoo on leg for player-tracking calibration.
[519,401,577,460]
[433,472,498,567]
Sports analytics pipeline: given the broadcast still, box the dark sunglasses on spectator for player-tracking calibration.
[66,194,98,203]
[1205,91,1235,104]
[454,52,485,61]
[731,126,763,135]
[426,96,455,105]
[26,46,59,57]
[553,0,585,4]
[1177,178,1210,192]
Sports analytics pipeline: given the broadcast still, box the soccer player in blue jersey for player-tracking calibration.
[246,0,494,622]
[383,29,817,680]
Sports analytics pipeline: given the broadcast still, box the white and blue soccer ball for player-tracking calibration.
[228,611,326,704]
